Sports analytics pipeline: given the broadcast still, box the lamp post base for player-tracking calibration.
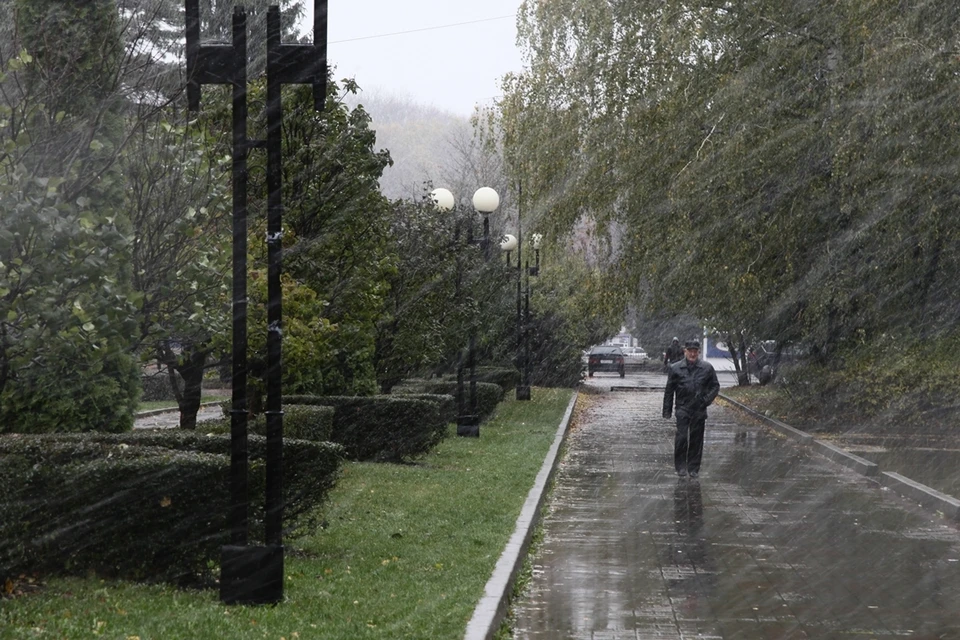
[220,544,284,605]
[516,385,531,401]
[457,415,480,437]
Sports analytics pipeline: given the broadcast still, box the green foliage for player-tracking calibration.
[0,348,139,433]
[0,16,140,432]
[474,366,521,393]
[524,309,587,388]
[284,394,452,463]
[206,404,335,443]
[14,0,124,117]
[502,0,960,399]
[140,372,179,402]
[420,381,505,424]
[391,392,457,425]
[242,78,393,398]
[125,112,232,347]
[747,331,960,433]
[0,390,573,639]
[0,431,344,584]
[1,441,235,585]
[373,197,470,393]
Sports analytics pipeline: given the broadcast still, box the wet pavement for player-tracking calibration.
[510,372,960,639]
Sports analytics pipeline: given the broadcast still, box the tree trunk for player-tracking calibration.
[174,347,208,430]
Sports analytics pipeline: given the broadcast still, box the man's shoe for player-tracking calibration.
[677,469,687,477]
[689,472,699,479]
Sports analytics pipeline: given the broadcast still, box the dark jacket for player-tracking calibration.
[664,342,684,365]
[663,358,720,419]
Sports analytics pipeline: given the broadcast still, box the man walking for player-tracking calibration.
[663,339,720,478]
[663,337,684,372]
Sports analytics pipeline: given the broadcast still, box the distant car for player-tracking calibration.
[587,345,626,378]
[623,347,649,361]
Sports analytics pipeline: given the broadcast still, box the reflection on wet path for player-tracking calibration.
[511,388,960,639]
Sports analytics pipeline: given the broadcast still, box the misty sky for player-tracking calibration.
[303,0,526,116]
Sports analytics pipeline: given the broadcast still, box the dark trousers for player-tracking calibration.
[674,412,706,473]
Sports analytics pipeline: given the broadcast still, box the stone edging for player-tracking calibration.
[719,393,960,522]
[463,391,580,640]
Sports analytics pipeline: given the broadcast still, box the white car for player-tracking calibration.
[623,347,649,361]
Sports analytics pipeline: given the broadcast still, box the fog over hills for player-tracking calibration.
[344,89,474,201]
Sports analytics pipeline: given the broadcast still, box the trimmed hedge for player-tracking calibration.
[0,432,343,585]
[391,393,457,426]
[420,381,504,423]
[207,404,335,442]
[284,394,454,463]
[140,372,180,402]
[474,366,521,393]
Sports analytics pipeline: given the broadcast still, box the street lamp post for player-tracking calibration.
[499,234,528,400]
[431,186,499,437]
[186,0,326,606]
[518,233,543,399]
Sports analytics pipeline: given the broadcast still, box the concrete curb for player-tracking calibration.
[463,391,580,640]
[719,393,958,521]
[810,439,879,477]
[881,472,960,520]
[719,396,813,444]
[610,386,665,392]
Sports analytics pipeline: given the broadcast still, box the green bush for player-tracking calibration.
[140,371,179,401]
[392,393,456,426]
[284,395,453,462]
[0,432,343,585]
[474,366,520,393]
[420,381,504,423]
[205,404,335,442]
[749,332,960,433]
[0,348,140,434]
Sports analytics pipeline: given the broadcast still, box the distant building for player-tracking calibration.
[608,326,636,348]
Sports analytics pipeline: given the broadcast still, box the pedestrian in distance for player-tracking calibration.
[662,339,720,479]
[662,337,684,373]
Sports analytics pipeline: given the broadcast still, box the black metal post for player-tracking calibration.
[452,212,467,428]
[457,209,486,437]
[186,0,326,606]
[516,253,531,401]
[524,260,532,390]
[263,6,284,550]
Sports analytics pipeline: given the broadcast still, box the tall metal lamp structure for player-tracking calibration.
[186,0,327,605]
[431,186,499,436]
[517,233,542,400]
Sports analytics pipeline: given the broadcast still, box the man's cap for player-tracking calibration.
[684,340,700,350]
[672,337,679,342]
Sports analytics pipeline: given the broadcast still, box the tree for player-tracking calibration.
[124,108,233,429]
[373,196,467,393]
[0,1,142,431]
[239,77,394,399]
[500,0,960,392]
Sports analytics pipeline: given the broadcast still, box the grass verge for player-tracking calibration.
[1,387,574,640]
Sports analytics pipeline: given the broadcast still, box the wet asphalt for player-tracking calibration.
[511,371,960,639]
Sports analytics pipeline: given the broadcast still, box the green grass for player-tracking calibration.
[1,387,574,640]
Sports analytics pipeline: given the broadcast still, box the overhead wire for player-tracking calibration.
[328,14,516,44]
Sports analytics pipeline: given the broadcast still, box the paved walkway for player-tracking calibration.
[133,404,223,429]
[511,375,960,639]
